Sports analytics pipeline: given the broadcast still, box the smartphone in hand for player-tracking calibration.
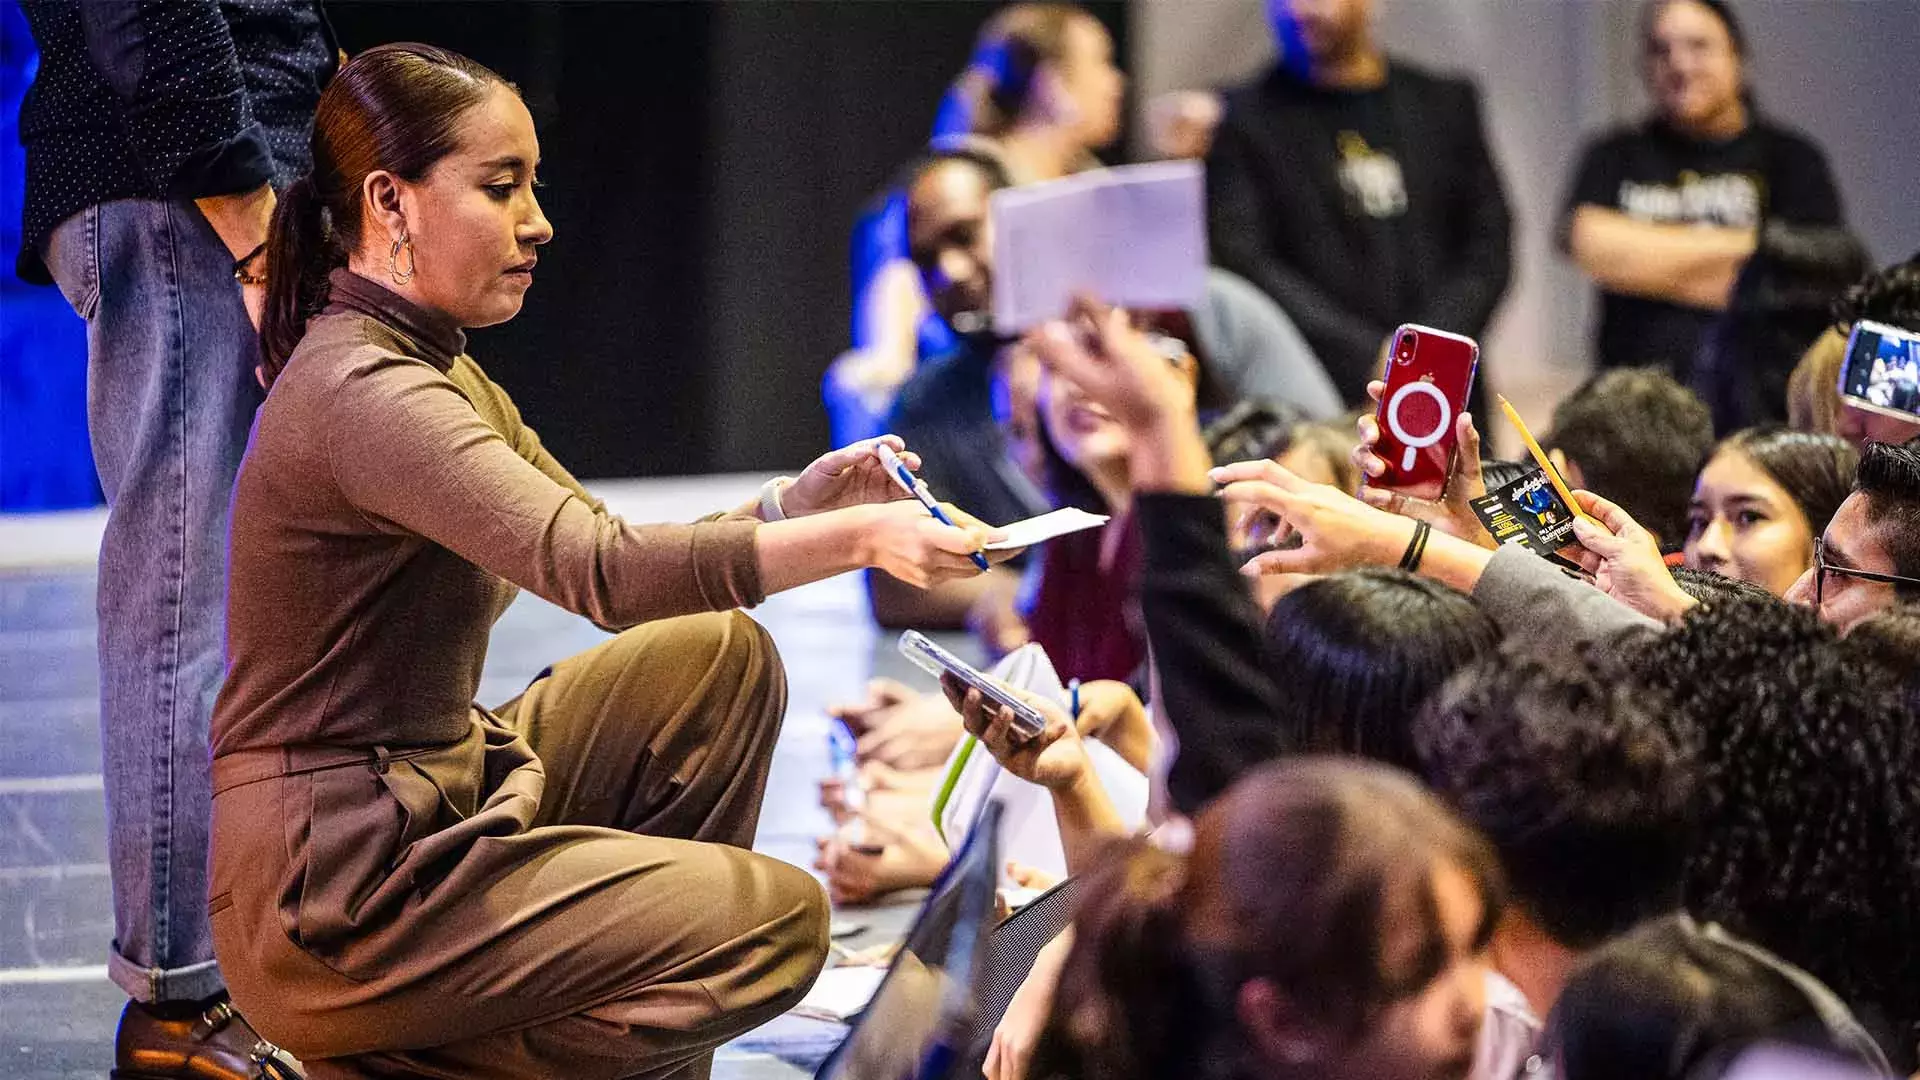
[897,631,1047,739]
[1839,318,1920,423]
[1371,324,1479,501]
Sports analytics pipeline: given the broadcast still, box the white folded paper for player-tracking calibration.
[985,507,1110,551]
[989,161,1208,333]
[791,965,888,1023]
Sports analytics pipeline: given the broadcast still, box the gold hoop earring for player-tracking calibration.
[388,232,416,285]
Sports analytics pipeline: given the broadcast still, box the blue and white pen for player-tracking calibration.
[876,443,992,572]
[826,716,865,814]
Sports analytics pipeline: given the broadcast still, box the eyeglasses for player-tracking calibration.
[1812,537,1920,606]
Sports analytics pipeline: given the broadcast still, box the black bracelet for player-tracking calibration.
[232,242,268,285]
[1398,520,1432,572]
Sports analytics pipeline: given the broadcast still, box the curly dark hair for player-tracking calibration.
[1415,648,1699,949]
[1833,255,1920,335]
[1669,567,1779,606]
[1622,597,1920,1045]
[1848,604,1920,717]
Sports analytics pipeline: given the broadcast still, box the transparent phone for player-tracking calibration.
[898,631,1047,739]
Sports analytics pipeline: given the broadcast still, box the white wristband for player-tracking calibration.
[760,476,795,521]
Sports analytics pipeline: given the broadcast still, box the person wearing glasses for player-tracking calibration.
[1782,440,1920,631]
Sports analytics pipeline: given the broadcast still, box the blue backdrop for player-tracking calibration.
[0,0,98,511]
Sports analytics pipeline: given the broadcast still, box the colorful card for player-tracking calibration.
[1471,467,1579,556]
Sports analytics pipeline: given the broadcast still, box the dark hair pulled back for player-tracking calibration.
[260,43,512,386]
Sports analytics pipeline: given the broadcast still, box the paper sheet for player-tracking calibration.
[985,507,1110,551]
[791,965,888,1023]
[989,161,1208,333]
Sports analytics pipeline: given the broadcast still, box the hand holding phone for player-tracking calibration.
[897,631,1046,739]
[1369,324,1479,501]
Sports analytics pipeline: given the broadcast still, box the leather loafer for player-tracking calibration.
[112,995,304,1080]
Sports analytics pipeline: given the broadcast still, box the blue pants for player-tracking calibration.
[41,199,259,1003]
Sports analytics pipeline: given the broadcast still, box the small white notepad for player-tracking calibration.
[989,161,1208,333]
[985,507,1110,551]
[791,965,888,1023]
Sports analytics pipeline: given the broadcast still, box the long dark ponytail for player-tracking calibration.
[259,43,512,387]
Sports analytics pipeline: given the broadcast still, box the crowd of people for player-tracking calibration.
[11,0,1919,1079]
[812,2,1920,1080]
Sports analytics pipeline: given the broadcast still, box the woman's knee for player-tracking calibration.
[678,847,830,1026]
[752,856,833,1015]
[614,609,787,709]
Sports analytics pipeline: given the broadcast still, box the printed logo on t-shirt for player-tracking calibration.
[1337,131,1408,219]
[1617,170,1763,227]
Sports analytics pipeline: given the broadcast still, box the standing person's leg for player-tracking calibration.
[41,200,285,1072]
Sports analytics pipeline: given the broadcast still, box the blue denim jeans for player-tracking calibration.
[41,199,260,1004]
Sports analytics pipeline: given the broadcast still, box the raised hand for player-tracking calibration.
[1022,296,1196,431]
[1352,379,1495,548]
[1210,459,1418,577]
[1567,490,1697,622]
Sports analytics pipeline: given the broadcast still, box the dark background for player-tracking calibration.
[325,1,1128,478]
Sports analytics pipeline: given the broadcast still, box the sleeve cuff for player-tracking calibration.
[154,125,276,199]
[1136,492,1230,563]
[692,518,766,611]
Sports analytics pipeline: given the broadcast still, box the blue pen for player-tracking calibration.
[877,444,992,572]
[1069,678,1081,721]
[826,716,865,813]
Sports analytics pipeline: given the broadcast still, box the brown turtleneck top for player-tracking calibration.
[212,268,764,758]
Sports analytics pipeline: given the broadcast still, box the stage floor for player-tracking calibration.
[0,474,946,1078]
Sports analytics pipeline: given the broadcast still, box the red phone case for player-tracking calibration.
[1371,324,1479,501]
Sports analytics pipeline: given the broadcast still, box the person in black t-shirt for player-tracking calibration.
[1206,0,1512,410]
[1562,0,1844,378]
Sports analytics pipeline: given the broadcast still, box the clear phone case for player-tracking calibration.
[898,631,1047,738]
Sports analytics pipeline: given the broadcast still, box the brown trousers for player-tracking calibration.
[209,612,829,1080]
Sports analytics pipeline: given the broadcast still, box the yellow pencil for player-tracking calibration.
[1497,394,1597,525]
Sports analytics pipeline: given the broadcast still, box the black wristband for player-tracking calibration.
[232,242,268,285]
[1398,520,1432,572]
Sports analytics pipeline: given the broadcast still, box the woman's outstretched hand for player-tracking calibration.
[1351,380,1496,549]
[855,500,1014,589]
[1211,458,1418,577]
[779,435,921,518]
